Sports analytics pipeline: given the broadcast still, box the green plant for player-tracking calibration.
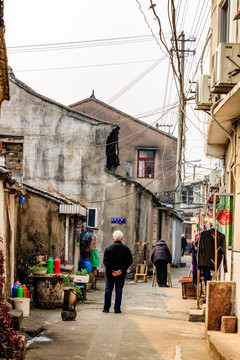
[31,265,47,271]
[64,274,71,286]
[0,238,25,359]
[17,235,48,287]
[74,287,82,300]
[28,231,48,265]
[17,254,32,288]
[76,269,88,276]
[60,247,70,265]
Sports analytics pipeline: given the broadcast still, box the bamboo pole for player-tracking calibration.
[213,195,218,281]
[197,209,201,308]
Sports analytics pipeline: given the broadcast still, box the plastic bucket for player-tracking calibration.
[19,196,25,205]
[13,298,30,317]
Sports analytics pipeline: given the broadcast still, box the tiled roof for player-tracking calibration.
[69,95,177,141]
[8,69,117,128]
[23,183,87,207]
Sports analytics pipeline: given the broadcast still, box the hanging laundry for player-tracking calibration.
[197,228,227,272]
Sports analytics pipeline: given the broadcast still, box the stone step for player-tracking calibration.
[10,309,23,330]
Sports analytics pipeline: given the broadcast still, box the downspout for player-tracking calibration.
[210,99,235,173]
[64,214,70,262]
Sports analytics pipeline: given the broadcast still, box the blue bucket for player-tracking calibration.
[19,196,25,205]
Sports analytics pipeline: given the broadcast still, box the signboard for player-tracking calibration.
[214,193,233,247]
[111,218,126,224]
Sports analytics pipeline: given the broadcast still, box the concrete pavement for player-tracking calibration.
[23,255,216,360]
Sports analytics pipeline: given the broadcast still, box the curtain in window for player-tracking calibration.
[138,160,145,177]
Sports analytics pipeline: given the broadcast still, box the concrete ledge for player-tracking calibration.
[189,307,205,322]
[207,331,240,360]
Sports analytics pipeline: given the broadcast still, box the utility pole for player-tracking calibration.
[174,31,185,212]
[174,31,195,212]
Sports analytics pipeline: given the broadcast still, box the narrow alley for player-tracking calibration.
[25,256,212,360]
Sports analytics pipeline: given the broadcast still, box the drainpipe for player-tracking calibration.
[10,195,15,289]
[64,215,70,262]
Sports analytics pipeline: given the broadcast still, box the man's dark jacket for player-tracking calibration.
[103,241,133,278]
[151,240,172,264]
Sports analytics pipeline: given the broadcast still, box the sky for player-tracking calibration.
[4,0,213,181]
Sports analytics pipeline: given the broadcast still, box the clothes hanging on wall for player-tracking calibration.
[197,228,227,272]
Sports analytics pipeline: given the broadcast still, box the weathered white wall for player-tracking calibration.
[1,75,154,266]
[173,218,183,265]
[0,179,20,298]
[233,252,240,333]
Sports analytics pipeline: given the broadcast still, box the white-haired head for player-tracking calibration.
[113,230,123,241]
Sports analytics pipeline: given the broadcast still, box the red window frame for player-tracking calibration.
[137,150,155,178]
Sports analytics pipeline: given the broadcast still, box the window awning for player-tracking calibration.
[59,204,87,216]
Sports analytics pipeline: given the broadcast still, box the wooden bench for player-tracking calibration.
[134,264,148,283]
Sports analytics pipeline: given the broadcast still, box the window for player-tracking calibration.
[0,137,23,181]
[137,150,155,178]
[219,0,232,43]
[126,161,132,178]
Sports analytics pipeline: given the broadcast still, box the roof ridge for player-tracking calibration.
[69,96,177,140]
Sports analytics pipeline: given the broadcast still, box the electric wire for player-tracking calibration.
[13,58,160,73]
[7,33,173,54]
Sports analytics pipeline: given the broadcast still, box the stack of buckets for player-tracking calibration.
[12,258,61,317]
[12,282,30,317]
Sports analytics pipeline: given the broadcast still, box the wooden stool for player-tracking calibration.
[152,264,172,287]
[178,277,196,299]
[167,264,172,287]
[152,266,157,287]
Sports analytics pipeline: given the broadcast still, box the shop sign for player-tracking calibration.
[214,193,233,248]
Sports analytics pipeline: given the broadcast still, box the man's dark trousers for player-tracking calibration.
[104,275,125,312]
[155,260,167,286]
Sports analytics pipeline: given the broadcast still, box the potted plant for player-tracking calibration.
[31,265,47,275]
[74,269,89,283]
[74,287,83,301]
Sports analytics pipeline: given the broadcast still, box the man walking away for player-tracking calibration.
[151,239,172,287]
[181,234,187,257]
[103,230,133,313]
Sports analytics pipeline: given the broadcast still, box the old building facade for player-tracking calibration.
[0,71,183,272]
[197,0,240,331]
[70,94,177,204]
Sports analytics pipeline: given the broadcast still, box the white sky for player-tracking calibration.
[4,0,213,181]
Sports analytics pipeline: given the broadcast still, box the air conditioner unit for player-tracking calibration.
[209,170,221,188]
[211,42,240,93]
[87,208,98,228]
[195,74,212,110]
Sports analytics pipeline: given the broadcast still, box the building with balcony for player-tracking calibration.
[197,0,240,332]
